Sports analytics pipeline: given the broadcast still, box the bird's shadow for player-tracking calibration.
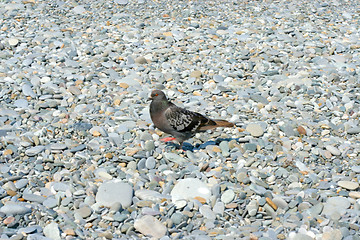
[165,137,249,151]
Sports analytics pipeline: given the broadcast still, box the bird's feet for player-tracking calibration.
[160,137,177,142]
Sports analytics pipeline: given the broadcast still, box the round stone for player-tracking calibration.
[96,180,133,208]
[8,38,19,46]
[221,189,235,204]
[338,181,359,190]
[246,123,264,137]
[171,178,211,203]
[134,215,166,239]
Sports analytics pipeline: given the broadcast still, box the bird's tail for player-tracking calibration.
[200,120,234,130]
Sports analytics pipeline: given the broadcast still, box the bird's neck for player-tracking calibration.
[150,99,170,114]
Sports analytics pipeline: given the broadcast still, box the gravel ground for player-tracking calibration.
[1,0,360,239]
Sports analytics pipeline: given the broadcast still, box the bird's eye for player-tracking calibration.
[155,93,158,96]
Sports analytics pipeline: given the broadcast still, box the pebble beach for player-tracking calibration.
[1,0,360,239]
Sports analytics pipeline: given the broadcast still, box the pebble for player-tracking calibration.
[22,84,36,98]
[246,200,259,217]
[43,222,61,240]
[0,203,32,215]
[199,205,216,220]
[220,189,235,204]
[8,38,19,46]
[25,146,45,156]
[325,145,341,156]
[171,178,211,204]
[134,215,167,239]
[246,123,264,137]
[96,180,133,208]
[75,206,92,218]
[338,181,359,190]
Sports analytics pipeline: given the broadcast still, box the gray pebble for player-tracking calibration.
[96,180,133,208]
[0,203,31,215]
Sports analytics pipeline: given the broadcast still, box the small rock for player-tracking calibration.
[75,206,92,218]
[43,222,61,240]
[171,178,211,203]
[190,70,202,78]
[246,123,264,137]
[9,38,19,46]
[199,205,216,220]
[134,215,166,239]
[246,200,258,216]
[164,152,187,165]
[338,181,359,190]
[73,5,86,14]
[347,127,360,134]
[325,145,341,156]
[135,56,147,64]
[349,191,360,199]
[96,180,133,208]
[25,146,45,156]
[221,189,235,204]
[22,84,36,98]
[0,203,31,215]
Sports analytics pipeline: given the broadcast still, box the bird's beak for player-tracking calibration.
[148,96,153,101]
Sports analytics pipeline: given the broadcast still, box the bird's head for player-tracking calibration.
[149,90,167,101]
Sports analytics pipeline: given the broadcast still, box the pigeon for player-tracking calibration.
[149,89,234,148]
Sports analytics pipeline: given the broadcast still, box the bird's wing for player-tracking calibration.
[164,104,216,133]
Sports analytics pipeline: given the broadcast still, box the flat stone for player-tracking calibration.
[15,179,28,189]
[14,99,28,108]
[135,56,147,64]
[325,145,341,156]
[164,152,187,165]
[9,38,19,46]
[213,202,225,215]
[145,157,156,169]
[25,146,45,156]
[352,166,360,173]
[171,178,211,204]
[322,229,342,240]
[199,205,216,220]
[75,206,92,218]
[349,191,360,199]
[96,180,133,208]
[22,193,46,203]
[246,200,258,217]
[244,143,257,151]
[246,123,264,137]
[73,5,86,14]
[51,143,67,150]
[0,203,31,215]
[190,70,202,78]
[22,84,36,98]
[43,198,58,209]
[338,181,359,190]
[115,0,129,5]
[43,222,61,240]
[347,127,360,134]
[250,94,268,104]
[272,197,288,209]
[134,215,166,239]
[221,189,235,204]
[219,141,230,157]
[70,144,86,152]
[135,189,167,202]
[322,197,350,216]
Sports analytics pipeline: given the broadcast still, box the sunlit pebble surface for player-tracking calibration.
[1,0,360,239]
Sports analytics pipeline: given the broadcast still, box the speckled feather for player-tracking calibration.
[149,89,234,145]
[164,104,216,133]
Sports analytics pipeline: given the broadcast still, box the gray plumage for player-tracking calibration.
[149,90,234,146]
